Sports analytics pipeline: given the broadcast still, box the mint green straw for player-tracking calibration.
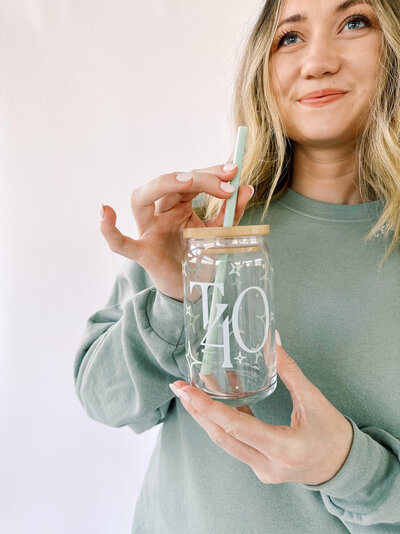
[200,126,248,377]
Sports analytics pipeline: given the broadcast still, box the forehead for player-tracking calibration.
[279,0,374,18]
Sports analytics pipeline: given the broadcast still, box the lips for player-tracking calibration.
[298,88,348,102]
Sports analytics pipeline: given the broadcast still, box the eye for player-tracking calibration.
[277,31,302,48]
[342,14,372,32]
[275,13,372,49]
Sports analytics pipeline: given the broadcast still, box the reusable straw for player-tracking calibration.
[200,126,248,377]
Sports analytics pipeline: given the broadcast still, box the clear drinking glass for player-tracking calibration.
[182,225,277,406]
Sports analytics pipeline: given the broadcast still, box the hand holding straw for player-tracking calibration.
[200,126,248,377]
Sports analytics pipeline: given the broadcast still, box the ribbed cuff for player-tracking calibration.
[300,416,389,498]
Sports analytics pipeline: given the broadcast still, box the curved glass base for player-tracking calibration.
[207,375,277,407]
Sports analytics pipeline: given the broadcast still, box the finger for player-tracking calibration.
[230,184,254,225]
[206,185,254,228]
[131,174,193,234]
[175,385,267,470]
[176,164,240,204]
[134,166,238,213]
[100,204,144,261]
[155,192,189,214]
[172,381,287,456]
[236,405,254,416]
[193,163,238,180]
[276,345,317,407]
[131,169,237,233]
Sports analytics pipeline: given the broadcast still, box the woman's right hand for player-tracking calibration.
[99,163,254,302]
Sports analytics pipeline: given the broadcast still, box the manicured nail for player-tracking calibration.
[169,383,180,396]
[100,204,105,218]
[248,185,255,199]
[169,383,191,402]
[223,163,237,172]
[220,182,235,193]
[275,329,282,347]
[179,389,191,402]
[176,172,193,182]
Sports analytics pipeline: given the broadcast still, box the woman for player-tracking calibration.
[74,0,400,532]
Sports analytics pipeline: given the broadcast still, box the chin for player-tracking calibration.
[289,124,356,146]
[291,134,353,149]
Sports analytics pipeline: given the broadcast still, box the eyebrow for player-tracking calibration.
[276,0,373,31]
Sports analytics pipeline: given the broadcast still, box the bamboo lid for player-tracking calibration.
[183,224,270,239]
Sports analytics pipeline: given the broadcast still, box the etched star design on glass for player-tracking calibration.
[256,262,268,282]
[234,352,247,365]
[232,276,242,289]
[182,261,189,278]
[228,262,243,277]
[189,313,200,333]
[186,342,201,369]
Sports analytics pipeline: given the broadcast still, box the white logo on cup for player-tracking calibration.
[189,282,269,368]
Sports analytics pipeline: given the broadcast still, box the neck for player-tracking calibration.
[289,143,362,204]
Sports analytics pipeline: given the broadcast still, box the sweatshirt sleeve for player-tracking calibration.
[73,258,188,434]
[300,416,400,532]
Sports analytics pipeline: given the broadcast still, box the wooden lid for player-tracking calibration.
[183,224,270,239]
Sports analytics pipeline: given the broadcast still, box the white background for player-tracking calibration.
[1,1,263,533]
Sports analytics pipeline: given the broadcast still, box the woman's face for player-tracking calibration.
[269,0,382,148]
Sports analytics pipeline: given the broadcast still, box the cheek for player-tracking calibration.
[269,60,294,108]
[348,37,382,94]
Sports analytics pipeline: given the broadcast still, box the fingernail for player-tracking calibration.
[100,204,105,218]
[275,329,282,347]
[220,182,235,193]
[223,163,237,172]
[249,185,255,199]
[169,383,180,396]
[179,389,191,402]
[169,383,191,402]
[176,172,193,182]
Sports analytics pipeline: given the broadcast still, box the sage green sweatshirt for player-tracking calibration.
[74,188,400,533]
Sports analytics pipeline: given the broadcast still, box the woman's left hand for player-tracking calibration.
[170,338,354,486]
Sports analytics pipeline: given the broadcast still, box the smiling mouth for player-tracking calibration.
[299,93,348,107]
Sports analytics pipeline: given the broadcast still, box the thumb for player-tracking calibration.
[232,185,254,225]
[208,185,254,227]
[275,330,316,406]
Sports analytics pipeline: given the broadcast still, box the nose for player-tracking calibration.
[300,35,341,79]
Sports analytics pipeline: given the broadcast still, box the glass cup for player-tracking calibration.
[181,225,277,406]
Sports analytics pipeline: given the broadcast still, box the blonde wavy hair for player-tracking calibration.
[200,0,400,270]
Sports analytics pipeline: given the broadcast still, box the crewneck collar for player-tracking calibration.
[276,187,384,222]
